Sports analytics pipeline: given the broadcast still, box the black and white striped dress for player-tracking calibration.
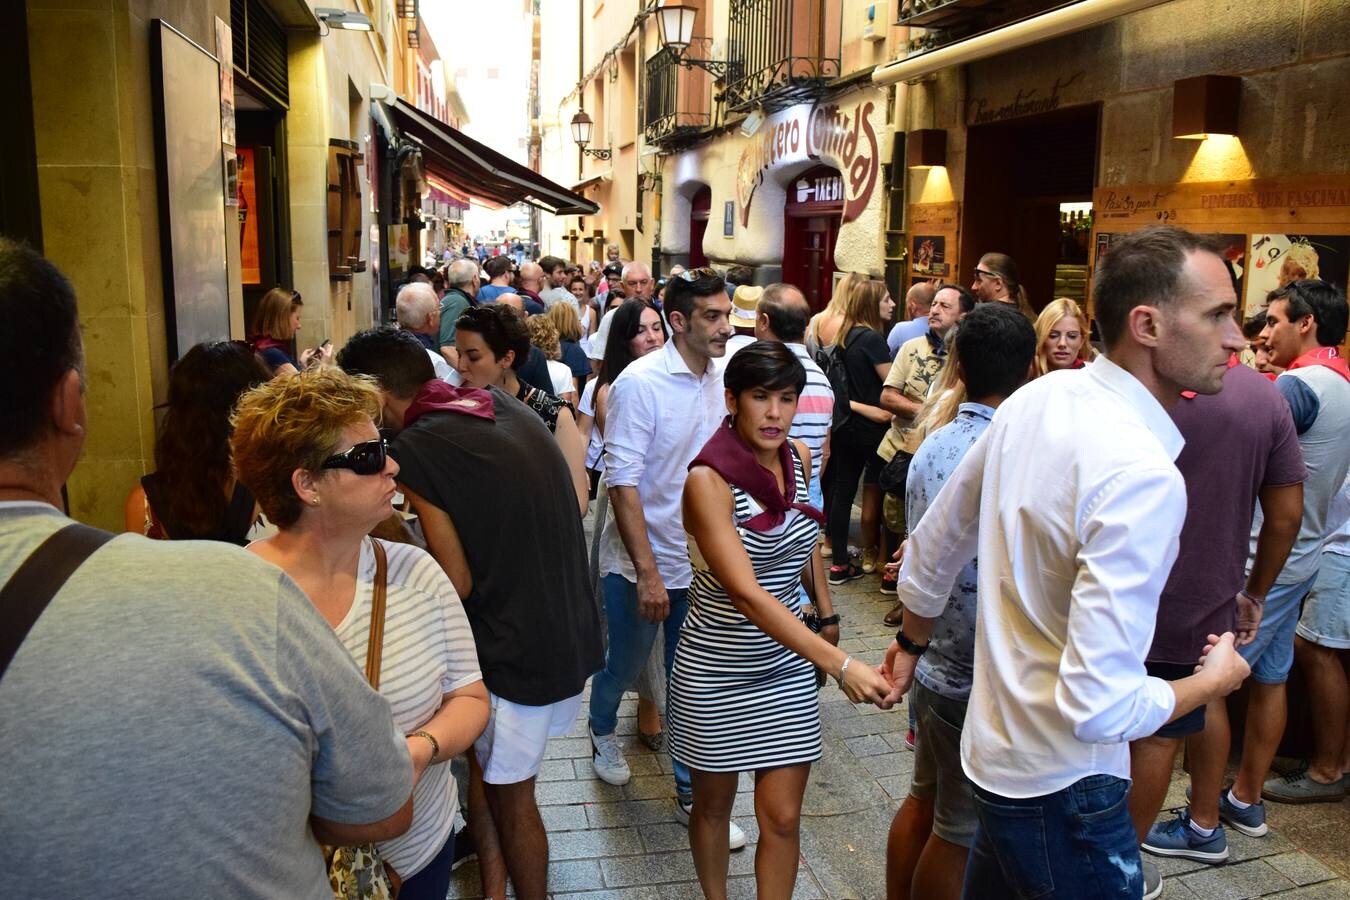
[668,447,823,772]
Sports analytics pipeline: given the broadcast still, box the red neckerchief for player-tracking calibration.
[1181,354,1242,399]
[250,335,288,353]
[1285,346,1350,383]
[689,416,824,532]
[403,380,496,428]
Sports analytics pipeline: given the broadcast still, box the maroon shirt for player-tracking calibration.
[1148,364,1306,664]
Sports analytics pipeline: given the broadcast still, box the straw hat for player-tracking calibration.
[730,284,763,326]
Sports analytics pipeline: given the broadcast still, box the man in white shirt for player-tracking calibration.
[879,226,1252,898]
[587,268,746,849]
[395,283,459,384]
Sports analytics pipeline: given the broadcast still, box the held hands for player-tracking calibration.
[637,573,671,624]
[1196,632,1251,696]
[875,639,918,710]
[839,655,893,705]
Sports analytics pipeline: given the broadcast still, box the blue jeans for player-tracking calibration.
[589,573,692,798]
[396,828,455,900]
[962,774,1143,899]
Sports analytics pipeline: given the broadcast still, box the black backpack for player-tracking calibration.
[814,326,867,431]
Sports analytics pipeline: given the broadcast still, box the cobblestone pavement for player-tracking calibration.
[450,570,1350,899]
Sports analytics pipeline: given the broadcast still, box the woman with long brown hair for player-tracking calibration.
[123,341,268,543]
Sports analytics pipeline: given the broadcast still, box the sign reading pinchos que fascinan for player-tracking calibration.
[735,98,880,228]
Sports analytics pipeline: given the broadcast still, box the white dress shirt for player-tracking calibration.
[601,339,726,588]
[896,356,1184,798]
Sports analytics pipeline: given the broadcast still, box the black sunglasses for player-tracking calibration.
[321,439,389,476]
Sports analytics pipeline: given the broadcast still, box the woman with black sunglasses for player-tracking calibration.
[231,367,489,899]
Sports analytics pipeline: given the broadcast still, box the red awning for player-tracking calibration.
[376,97,598,217]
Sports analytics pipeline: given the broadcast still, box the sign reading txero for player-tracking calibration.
[735,97,880,228]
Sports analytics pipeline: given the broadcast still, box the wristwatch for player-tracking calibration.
[895,629,929,656]
[816,613,840,627]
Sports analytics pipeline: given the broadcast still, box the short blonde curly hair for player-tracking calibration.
[230,367,383,528]
[526,315,562,361]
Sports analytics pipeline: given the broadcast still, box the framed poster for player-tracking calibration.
[911,235,948,276]
[151,20,230,361]
[907,201,960,288]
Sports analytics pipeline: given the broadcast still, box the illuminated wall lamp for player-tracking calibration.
[907,129,947,169]
[315,8,373,32]
[1172,75,1241,140]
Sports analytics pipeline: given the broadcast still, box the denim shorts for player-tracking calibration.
[1238,573,1318,684]
[1145,662,1207,739]
[1296,551,1350,650]
[910,681,977,848]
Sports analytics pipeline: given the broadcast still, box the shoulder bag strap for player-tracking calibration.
[0,523,114,683]
[364,539,389,690]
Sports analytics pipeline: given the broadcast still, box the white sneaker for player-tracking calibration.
[675,797,748,851]
[590,728,631,786]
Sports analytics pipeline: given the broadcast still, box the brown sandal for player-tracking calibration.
[883,601,905,628]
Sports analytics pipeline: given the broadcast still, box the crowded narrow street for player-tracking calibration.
[445,548,1350,899]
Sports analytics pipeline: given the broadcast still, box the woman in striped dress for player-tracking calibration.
[670,342,892,900]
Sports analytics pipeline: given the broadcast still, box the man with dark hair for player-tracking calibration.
[339,326,604,900]
[724,264,755,295]
[588,268,745,849]
[754,283,832,509]
[538,255,576,311]
[880,226,1251,899]
[885,302,1036,900]
[1133,343,1305,883]
[477,256,516,303]
[0,239,415,896]
[1218,279,1350,809]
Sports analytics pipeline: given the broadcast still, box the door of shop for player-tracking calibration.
[689,185,711,267]
[960,105,1099,313]
[782,165,843,311]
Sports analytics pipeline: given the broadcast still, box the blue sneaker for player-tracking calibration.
[1219,788,1268,837]
[1142,810,1229,863]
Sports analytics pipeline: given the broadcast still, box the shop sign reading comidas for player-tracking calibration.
[735,98,880,227]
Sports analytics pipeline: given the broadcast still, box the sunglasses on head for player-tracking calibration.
[321,439,389,476]
[676,266,719,282]
[973,268,1000,281]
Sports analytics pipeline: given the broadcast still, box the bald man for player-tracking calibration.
[887,282,938,358]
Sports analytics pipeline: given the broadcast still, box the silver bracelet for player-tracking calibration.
[834,654,853,689]
[1239,589,1265,606]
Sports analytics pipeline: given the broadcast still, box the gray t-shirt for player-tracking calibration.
[0,504,413,899]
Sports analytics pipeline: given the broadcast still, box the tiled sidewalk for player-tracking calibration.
[449,574,1350,899]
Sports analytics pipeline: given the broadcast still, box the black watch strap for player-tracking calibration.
[895,629,929,656]
[816,614,840,627]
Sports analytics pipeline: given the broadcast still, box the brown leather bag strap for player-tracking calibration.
[0,523,113,684]
[364,539,389,690]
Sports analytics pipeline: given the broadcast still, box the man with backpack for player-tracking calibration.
[876,284,975,596]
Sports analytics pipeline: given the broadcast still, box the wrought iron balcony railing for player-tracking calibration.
[724,0,840,112]
[644,38,714,145]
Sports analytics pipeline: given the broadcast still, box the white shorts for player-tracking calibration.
[473,690,584,785]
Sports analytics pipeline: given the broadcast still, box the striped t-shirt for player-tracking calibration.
[334,538,482,879]
[787,342,833,481]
